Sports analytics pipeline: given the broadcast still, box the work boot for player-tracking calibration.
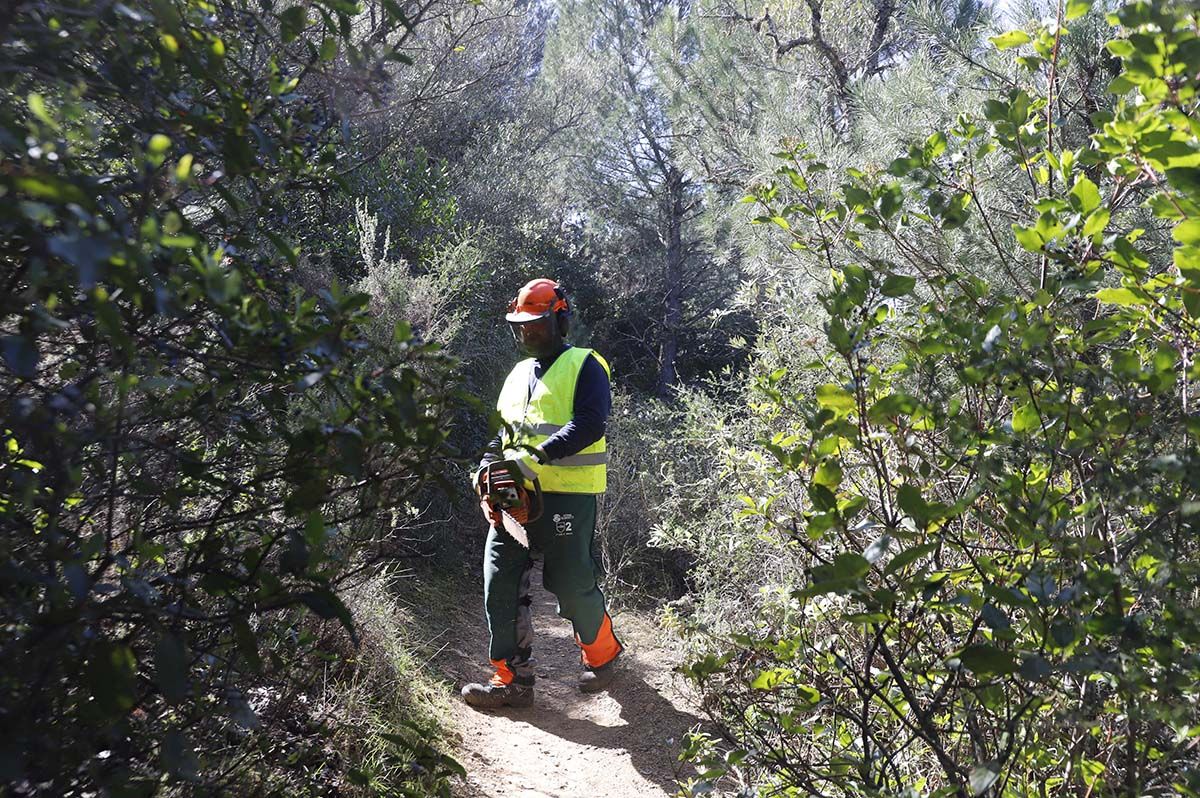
[578,656,620,694]
[461,680,534,709]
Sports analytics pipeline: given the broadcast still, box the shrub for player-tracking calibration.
[0,2,461,793]
[678,2,1200,796]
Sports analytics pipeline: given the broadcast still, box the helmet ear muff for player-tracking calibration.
[553,287,571,337]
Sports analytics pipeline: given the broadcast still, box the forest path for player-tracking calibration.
[434,561,702,798]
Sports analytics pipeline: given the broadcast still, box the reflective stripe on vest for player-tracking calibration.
[496,347,609,494]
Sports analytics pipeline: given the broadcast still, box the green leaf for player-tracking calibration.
[1069,176,1101,214]
[884,541,939,576]
[265,230,299,266]
[1105,39,1134,58]
[86,642,138,717]
[1082,207,1110,238]
[815,384,856,417]
[301,588,358,642]
[1012,224,1044,252]
[154,634,189,705]
[958,645,1018,677]
[878,183,903,218]
[844,185,872,209]
[941,192,971,229]
[887,155,919,177]
[897,484,932,528]
[981,604,1011,631]
[990,30,1031,50]
[792,684,821,705]
[305,511,327,547]
[148,133,171,154]
[14,176,89,205]
[1108,74,1136,95]
[1020,653,1051,681]
[393,320,412,344]
[820,552,871,581]
[1011,402,1040,434]
[1065,0,1091,20]
[813,460,842,488]
[1174,219,1200,246]
[280,6,308,43]
[1167,168,1200,195]
[1094,287,1144,306]
[175,153,194,182]
[862,534,892,564]
[232,618,262,673]
[751,667,794,689]
[1,336,39,378]
[868,392,918,424]
[923,131,947,161]
[881,273,916,297]
[1184,286,1200,319]
[161,730,199,781]
[969,761,1001,795]
[808,484,837,512]
[1078,758,1106,788]
[27,92,60,131]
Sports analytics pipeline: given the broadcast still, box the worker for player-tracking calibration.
[462,278,623,709]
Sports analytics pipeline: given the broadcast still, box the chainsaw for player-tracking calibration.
[478,459,543,549]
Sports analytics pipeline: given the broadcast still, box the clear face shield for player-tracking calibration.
[508,315,560,359]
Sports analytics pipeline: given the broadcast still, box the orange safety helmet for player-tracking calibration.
[505,278,570,325]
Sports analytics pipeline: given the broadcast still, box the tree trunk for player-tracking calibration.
[657,165,684,397]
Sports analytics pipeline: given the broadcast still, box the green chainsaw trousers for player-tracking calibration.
[482,492,615,685]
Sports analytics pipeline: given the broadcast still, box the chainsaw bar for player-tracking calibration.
[500,510,530,549]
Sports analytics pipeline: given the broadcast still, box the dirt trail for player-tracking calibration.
[434,561,703,798]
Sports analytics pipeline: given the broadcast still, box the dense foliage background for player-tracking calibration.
[2,0,1197,795]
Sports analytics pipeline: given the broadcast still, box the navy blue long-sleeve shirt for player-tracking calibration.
[481,345,610,466]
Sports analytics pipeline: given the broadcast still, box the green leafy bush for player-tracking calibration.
[0,2,462,794]
[679,2,1200,795]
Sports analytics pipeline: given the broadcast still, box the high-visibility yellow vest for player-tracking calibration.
[496,347,610,494]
